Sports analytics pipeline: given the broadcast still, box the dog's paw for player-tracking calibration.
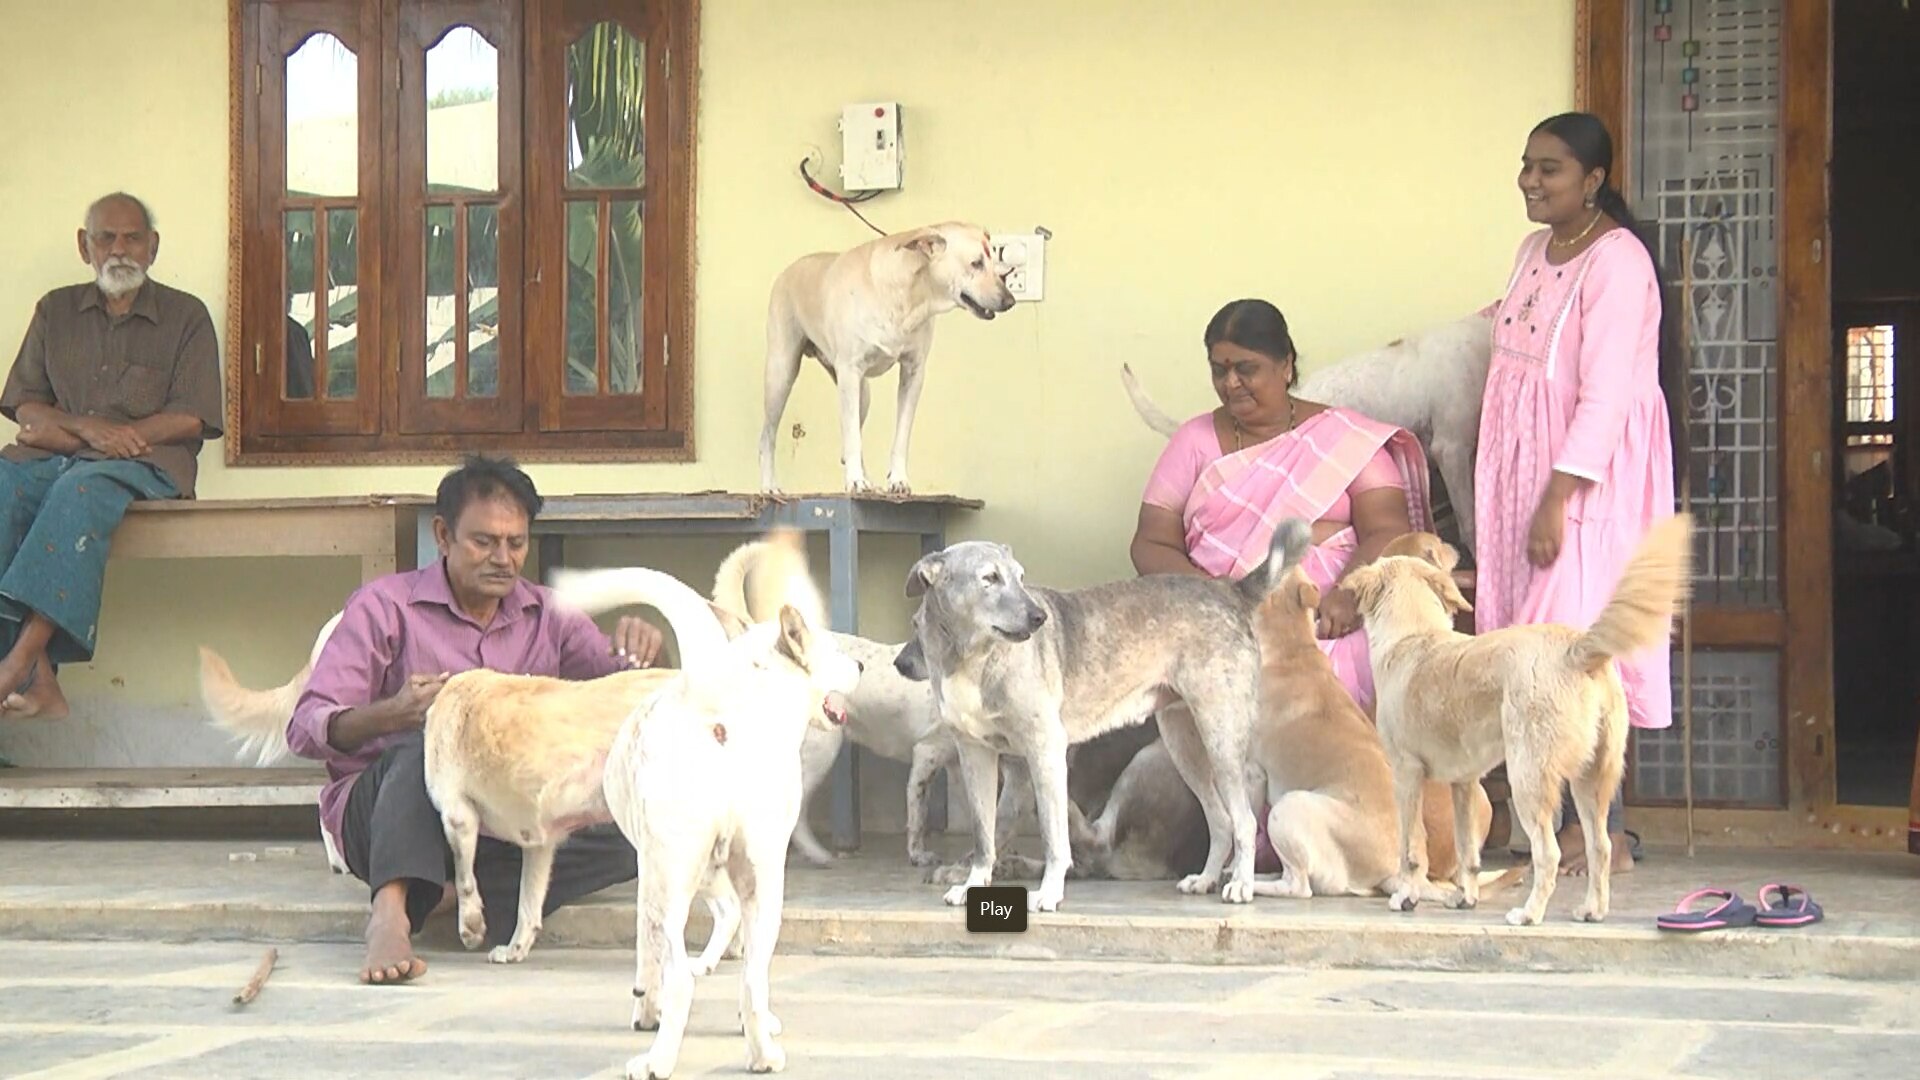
[747,1042,787,1074]
[884,477,912,496]
[632,1050,676,1080]
[1175,873,1218,896]
[1028,886,1063,913]
[1220,878,1256,905]
[1505,906,1541,927]
[1573,903,1606,924]
[1387,889,1418,913]
[907,849,942,869]
[487,942,530,964]
[925,862,973,886]
[1442,891,1476,911]
[846,476,875,494]
[633,1000,661,1032]
[458,914,487,951]
[690,956,720,977]
[942,883,974,906]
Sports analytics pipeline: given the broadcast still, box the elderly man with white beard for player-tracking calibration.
[0,192,224,720]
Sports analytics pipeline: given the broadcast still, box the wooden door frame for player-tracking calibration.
[1575,0,1904,850]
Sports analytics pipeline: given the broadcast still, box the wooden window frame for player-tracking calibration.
[224,0,698,465]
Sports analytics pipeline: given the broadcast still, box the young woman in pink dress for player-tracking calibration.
[1476,112,1691,876]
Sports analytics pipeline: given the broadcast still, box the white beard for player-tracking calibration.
[96,260,147,299]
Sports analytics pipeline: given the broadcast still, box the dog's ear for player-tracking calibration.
[1295,579,1322,611]
[905,552,945,598]
[1342,564,1385,611]
[775,604,812,667]
[705,601,752,640]
[901,229,947,261]
[1431,538,1461,573]
[1418,564,1473,614]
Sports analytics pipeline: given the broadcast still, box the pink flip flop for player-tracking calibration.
[1656,888,1758,932]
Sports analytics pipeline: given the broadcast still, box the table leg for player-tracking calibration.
[920,529,949,836]
[829,511,861,852]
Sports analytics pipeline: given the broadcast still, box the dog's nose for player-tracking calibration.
[1027,608,1048,630]
[853,660,866,675]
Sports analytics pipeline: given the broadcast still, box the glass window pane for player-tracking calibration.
[323,207,359,400]
[565,23,645,190]
[608,198,643,395]
[283,209,316,400]
[1630,0,1783,607]
[565,200,600,395]
[286,33,357,198]
[425,205,457,398]
[427,26,499,193]
[467,203,500,399]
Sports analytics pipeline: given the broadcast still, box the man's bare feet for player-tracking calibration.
[361,885,427,984]
[1556,821,1635,877]
[1,661,69,720]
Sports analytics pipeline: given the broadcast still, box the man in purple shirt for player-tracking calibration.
[288,455,665,984]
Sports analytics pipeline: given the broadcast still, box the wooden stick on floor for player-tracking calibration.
[233,947,278,1007]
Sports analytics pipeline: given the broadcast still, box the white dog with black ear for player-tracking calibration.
[759,221,1017,495]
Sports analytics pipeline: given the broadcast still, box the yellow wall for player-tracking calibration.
[0,0,1573,771]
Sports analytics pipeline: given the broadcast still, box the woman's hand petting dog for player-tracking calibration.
[612,616,664,668]
[1316,586,1362,639]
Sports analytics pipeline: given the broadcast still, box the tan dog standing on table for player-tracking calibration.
[758,222,1016,494]
[1247,521,1514,901]
[1342,514,1693,926]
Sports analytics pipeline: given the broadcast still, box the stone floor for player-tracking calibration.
[2,834,1916,980]
[2,938,1917,1079]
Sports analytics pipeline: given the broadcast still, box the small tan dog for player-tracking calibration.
[1342,514,1693,926]
[1247,521,1510,901]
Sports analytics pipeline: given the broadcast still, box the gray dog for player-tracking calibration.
[893,524,1308,912]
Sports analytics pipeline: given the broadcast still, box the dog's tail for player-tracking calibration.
[711,528,818,627]
[198,611,343,767]
[1119,364,1183,438]
[1474,866,1527,892]
[548,564,735,671]
[198,646,309,768]
[1567,513,1694,675]
[1233,518,1314,604]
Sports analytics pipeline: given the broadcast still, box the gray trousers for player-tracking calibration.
[339,731,636,945]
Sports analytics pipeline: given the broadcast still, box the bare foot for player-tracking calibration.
[361,899,427,984]
[1,663,69,720]
[1556,821,1635,877]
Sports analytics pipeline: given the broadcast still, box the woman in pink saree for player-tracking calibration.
[1130,299,1434,716]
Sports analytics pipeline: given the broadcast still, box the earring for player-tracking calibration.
[1584,195,1596,208]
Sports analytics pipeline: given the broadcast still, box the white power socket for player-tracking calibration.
[838,102,903,191]
[989,231,1048,302]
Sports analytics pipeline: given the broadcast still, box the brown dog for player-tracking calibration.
[1247,522,1510,900]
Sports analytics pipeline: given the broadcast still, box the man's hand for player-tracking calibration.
[1316,586,1362,640]
[324,671,449,754]
[394,672,450,724]
[16,421,85,454]
[73,416,150,459]
[612,616,664,668]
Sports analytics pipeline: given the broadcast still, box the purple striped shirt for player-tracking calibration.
[287,560,624,852]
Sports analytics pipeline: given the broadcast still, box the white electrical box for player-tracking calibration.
[839,102,903,191]
[989,231,1048,302]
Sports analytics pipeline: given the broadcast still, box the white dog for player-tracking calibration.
[759,222,1016,495]
[1122,311,1493,552]
[558,533,863,1079]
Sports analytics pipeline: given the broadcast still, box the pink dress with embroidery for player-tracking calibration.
[1474,228,1676,729]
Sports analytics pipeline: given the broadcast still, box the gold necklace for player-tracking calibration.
[1232,396,1297,451]
[1550,209,1605,249]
